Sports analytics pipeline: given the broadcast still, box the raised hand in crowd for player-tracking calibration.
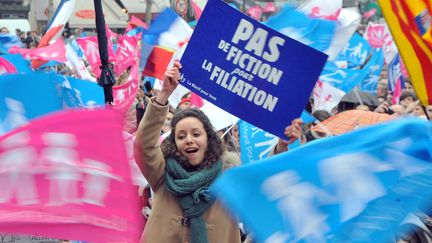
[272,118,303,155]
[155,61,182,106]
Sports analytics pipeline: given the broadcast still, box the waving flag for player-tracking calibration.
[112,63,139,114]
[379,0,432,106]
[0,109,141,242]
[65,43,95,81]
[76,36,116,76]
[359,48,385,94]
[125,15,148,33]
[0,34,23,54]
[0,73,104,135]
[264,5,337,56]
[297,0,361,60]
[0,56,17,75]
[140,8,192,79]
[9,38,67,64]
[337,32,372,68]
[33,0,76,69]
[0,54,32,74]
[114,35,139,76]
[212,118,432,243]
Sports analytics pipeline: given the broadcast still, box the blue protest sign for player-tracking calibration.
[212,118,432,243]
[239,111,315,164]
[0,73,104,135]
[180,0,328,138]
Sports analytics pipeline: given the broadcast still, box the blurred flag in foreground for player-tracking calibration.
[212,118,432,243]
[0,109,141,242]
[378,0,432,106]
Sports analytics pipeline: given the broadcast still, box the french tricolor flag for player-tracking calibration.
[139,8,192,80]
[33,0,75,69]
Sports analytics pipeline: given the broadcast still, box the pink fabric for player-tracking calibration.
[263,2,276,13]
[302,0,342,20]
[399,58,409,78]
[0,109,141,242]
[114,35,139,76]
[247,6,263,21]
[9,38,67,63]
[76,36,116,76]
[125,15,148,33]
[0,56,17,74]
[190,92,204,108]
[392,78,403,105]
[191,0,203,20]
[363,8,377,19]
[113,63,140,115]
[365,23,390,48]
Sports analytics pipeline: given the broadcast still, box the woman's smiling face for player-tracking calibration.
[174,117,208,166]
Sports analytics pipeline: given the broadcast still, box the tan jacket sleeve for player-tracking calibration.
[134,97,168,191]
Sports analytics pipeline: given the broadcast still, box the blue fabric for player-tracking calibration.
[359,48,384,94]
[264,4,336,53]
[336,33,371,68]
[212,118,432,243]
[0,34,23,54]
[1,54,32,74]
[0,73,104,135]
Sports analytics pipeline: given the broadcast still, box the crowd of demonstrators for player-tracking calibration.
[134,61,242,243]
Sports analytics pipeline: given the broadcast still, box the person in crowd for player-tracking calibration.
[399,90,417,108]
[177,97,192,110]
[425,105,432,120]
[0,26,9,34]
[269,118,303,156]
[403,80,414,92]
[134,61,241,243]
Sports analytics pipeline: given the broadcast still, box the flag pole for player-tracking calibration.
[94,0,115,104]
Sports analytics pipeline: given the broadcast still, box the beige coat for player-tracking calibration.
[134,99,241,243]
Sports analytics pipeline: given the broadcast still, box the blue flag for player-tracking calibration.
[264,5,337,54]
[336,33,372,68]
[180,0,327,139]
[0,34,23,54]
[212,118,432,243]
[320,48,383,94]
[0,54,32,74]
[0,73,104,135]
[359,48,385,94]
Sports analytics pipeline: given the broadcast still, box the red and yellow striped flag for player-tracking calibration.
[378,0,432,105]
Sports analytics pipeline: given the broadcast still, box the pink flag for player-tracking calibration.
[190,92,204,108]
[113,63,139,114]
[0,56,17,74]
[363,8,377,20]
[191,0,203,20]
[247,6,263,21]
[115,35,139,76]
[263,2,277,13]
[125,15,148,33]
[392,78,403,105]
[0,109,142,242]
[76,36,116,76]
[365,22,391,48]
[9,38,67,63]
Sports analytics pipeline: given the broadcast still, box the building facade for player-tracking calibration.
[0,0,30,19]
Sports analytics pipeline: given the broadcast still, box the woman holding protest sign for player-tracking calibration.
[134,61,241,243]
